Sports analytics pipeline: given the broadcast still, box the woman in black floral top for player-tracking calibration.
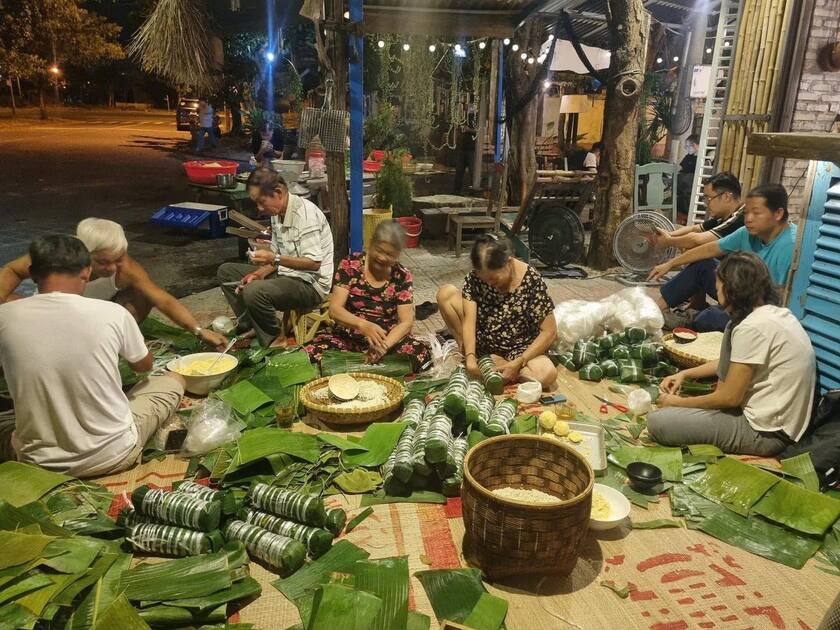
[437,235,558,389]
[304,222,430,370]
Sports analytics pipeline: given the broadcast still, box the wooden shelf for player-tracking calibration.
[747,132,840,162]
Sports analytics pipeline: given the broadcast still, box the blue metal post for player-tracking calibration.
[349,0,364,252]
[494,42,505,163]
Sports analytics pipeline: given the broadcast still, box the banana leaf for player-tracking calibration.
[0,531,55,570]
[509,415,538,435]
[611,446,683,482]
[17,573,74,616]
[751,479,840,536]
[320,351,412,378]
[0,574,54,606]
[140,318,201,351]
[94,594,151,630]
[53,553,119,606]
[688,457,779,516]
[40,538,105,574]
[0,603,35,628]
[222,453,296,486]
[597,464,659,509]
[668,485,723,521]
[820,522,840,571]
[334,470,383,494]
[171,576,261,609]
[0,462,72,507]
[265,350,319,387]
[360,491,446,506]
[214,381,273,415]
[699,509,822,569]
[350,557,409,630]
[687,444,724,458]
[404,378,448,401]
[780,453,820,492]
[406,611,431,630]
[68,552,131,630]
[317,434,369,453]
[236,428,321,465]
[414,568,489,625]
[345,508,374,534]
[342,423,407,468]
[272,540,370,602]
[632,519,682,529]
[462,592,508,630]
[307,583,382,630]
[137,603,227,627]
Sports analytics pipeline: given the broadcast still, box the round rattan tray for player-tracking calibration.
[661,333,712,369]
[461,434,594,578]
[299,372,404,426]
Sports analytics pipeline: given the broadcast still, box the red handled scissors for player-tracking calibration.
[594,394,628,414]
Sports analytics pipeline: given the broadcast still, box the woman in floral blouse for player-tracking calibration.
[437,234,557,389]
[304,221,430,370]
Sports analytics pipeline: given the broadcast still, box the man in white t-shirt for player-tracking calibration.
[647,252,816,456]
[583,141,603,171]
[0,235,185,477]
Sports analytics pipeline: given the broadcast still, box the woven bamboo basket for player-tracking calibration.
[661,333,710,369]
[299,373,404,426]
[461,435,593,578]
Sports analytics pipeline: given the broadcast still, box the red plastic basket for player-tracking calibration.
[183,160,239,185]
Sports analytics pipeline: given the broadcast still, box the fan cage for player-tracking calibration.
[612,211,677,274]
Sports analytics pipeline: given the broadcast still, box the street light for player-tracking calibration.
[50,66,60,74]
[377,40,385,48]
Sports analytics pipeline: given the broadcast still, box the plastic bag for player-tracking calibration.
[182,399,246,456]
[418,332,463,379]
[628,389,653,416]
[602,287,663,336]
[553,300,615,351]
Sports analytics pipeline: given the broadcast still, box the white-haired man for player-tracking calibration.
[0,218,227,350]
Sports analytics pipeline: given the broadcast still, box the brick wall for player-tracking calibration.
[780,0,840,222]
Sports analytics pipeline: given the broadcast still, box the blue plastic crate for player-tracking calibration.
[151,202,229,238]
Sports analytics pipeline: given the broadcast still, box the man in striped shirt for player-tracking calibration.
[217,168,334,347]
[650,172,745,331]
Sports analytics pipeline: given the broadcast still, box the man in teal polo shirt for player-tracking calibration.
[648,184,796,330]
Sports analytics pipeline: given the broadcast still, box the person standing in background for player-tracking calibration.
[584,142,604,171]
[195,98,217,153]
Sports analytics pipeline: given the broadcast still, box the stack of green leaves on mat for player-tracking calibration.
[120,540,261,626]
[415,568,508,630]
[320,350,413,377]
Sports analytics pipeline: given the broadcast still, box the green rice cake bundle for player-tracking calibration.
[400,398,426,429]
[443,368,469,417]
[324,507,347,536]
[598,359,620,378]
[249,483,326,528]
[425,412,454,464]
[442,437,469,497]
[571,341,598,369]
[616,358,643,370]
[483,399,518,437]
[383,449,410,496]
[125,521,224,557]
[624,326,648,344]
[464,380,488,426]
[652,361,679,377]
[224,519,306,575]
[478,355,504,394]
[132,486,221,532]
[579,363,604,382]
[409,471,433,490]
[411,414,432,476]
[630,342,660,364]
[619,364,645,383]
[467,429,488,449]
[611,345,631,360]
[557,353,576,371]
[392,426,416,483]
[422,397,442,422]
[244,508,333,558]
[434,434,459,480]
[172,480,236,515]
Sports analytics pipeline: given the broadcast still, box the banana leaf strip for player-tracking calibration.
[600,580,630,599]
[342,423,408,468]
[820,522,840,571]
[699,509,821,569]
[668,485,723,521]
[334,470,383,494]
[687,444,724,458]
[170,576,261,610]
[18,574,74,616]
[406,611,431,630]
[414,568,488,625]
[351,557,409,630]
[780,453,820,492]
[509,415,538,435]
[236,428,321,465]
[140,318,201,351]
[317,434,369,453]
[360,491,447,506]
[632,519,682,529]
[0,531,55,570]
[93,594,151,630]
[0,602,36,628]
[272,540,370,601]
[53,553,119,606]
[214,381,273,415]
[137,603,228,627]
[0,462,72,507]
[345,508,374,534]
[320,350,412,378]
[688,457,779,516]
[0,575,54,606]
[307,583,383,630]
[611,446,683,482]
[39,537,104,574]
[751,479,840,536]
[462,592,508,630]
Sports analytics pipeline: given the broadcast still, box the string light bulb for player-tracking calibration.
[548,34,555,41]
[673,55,679,62]
[429,44,436,52]
[377,40,385,48]
[479,41,486,50]
[343,11,348,19]
[503,38,510,46]
[520,52,527,60]
[403,43,410,51]
[706,47,713,53]
[544,80,550,89]
[512,44,520,52]
[527,57,535,64]
[656,57,663,64]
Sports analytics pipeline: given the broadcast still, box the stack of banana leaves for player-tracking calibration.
[555,326,683,386]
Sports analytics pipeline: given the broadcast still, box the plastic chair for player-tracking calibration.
[635,162,678,222]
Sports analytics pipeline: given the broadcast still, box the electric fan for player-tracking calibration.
[527,200,586,278]
[613,211,677,285]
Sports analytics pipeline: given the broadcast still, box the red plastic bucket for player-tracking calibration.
[396,216,422,248]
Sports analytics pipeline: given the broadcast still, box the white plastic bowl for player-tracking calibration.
[516,381,542,404]
[270,159,306,182]
[589,483,632,531]
[167,352,239,396]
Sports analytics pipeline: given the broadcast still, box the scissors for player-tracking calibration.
[594,394,628,414]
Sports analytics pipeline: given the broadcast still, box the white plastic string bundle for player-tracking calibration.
[418,332,463,379]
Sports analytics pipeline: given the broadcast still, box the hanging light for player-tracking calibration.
[264,52,275,62]
[512,43,520,52]
[537,55,545,64]
[673,55,679,62]
[479,41,486,50]
[343,11,349,19]
[527,57,535,64]
[706,47,713,54]
[403,43,410,51]
[429,44,436,52]
[724,41,731,47]
[656,57,663,64]
[503,38,511,46]
[520,52,527,60]
[377,40,385,48]
[548,34,555,41]
[50,66,61,74]
[543,80,551,89]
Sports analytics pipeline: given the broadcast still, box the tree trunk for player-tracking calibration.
[8,80,15,116]
[586,0,649,269]
[39,86,48,120]
[323,0,349,262]
[504,20,544,206]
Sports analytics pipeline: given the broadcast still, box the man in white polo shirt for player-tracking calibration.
[0,235,185,477]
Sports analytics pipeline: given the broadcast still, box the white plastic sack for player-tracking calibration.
[602,287,663,335]
[628,389,653,416]
[182,399,246,456]
[418,332,463,379]
[553,300,615,351]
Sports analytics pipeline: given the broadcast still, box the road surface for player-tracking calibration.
[0,107,245,298]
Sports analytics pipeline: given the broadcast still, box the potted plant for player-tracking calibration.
[374,157,413,217]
